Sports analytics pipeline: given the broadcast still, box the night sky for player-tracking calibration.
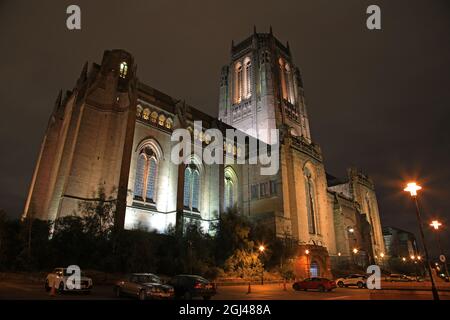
[0,0,449,256]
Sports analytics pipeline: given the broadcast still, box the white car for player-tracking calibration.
[335,274,367,288]
[45,267,93,293]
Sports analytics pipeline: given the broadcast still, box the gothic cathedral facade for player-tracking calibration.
[23,30,385,278]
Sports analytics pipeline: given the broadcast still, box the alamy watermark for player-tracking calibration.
[366,265,381,289]
[171,121,280,176]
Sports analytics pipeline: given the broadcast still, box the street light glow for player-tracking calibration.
[430,220,442,230]
[305,249,310,255]
[404,182,421,197]
[411,255,415,260]
[353,248,358,254]
[402,257,406,262]
[258,245,265,253]
[380,253,385,258]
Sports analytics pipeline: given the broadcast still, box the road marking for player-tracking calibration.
[325,295,352,300]
[0,282,35,292]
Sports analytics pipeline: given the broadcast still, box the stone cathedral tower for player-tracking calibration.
[219,27,311,144]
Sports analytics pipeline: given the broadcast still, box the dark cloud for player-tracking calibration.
[0,0,449,256]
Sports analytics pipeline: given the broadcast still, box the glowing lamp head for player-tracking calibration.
[380,253,385,258]
[353,248,358,254]
[305,249,310,255]
[411,255,415,260]
[338,252,341,257]
[402,257,406,262]
[258,245,265,253]
[417,256,421,260]
[430,220,442,230]
[404,182,421,197]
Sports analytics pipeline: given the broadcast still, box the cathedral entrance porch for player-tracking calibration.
[293,244,332,280]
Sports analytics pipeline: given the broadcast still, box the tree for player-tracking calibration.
[213,208,252,265]
[224,248,263,281]
[78,185,116,238]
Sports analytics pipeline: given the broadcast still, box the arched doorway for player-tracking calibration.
[310,261,320,277]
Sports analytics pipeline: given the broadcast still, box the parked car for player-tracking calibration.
[438,273,449,282]
[335,274,367,288]
[114,273,174,300]
[292,277,337,292]
[168,275,216,300]
[45,267,93,293]
[386,274,414,282]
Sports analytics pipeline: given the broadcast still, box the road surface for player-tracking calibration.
[0,278,449,300]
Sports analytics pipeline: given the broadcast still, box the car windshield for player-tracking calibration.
[135,274,161,284]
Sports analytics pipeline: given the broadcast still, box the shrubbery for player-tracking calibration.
[0,198,297,279]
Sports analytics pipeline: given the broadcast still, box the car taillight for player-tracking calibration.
[194,282,204,289]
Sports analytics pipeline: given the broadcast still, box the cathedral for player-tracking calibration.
[23,29,385,279]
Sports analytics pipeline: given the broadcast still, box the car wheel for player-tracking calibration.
[45,280,50,292]
[357,282,364,289]
[58,282,65,293]
[203,296,211,300]
[184,291,192,300]
[337,281,344,288]
[318,285,325,292]
[292,283,299,291]
[139,290,146,301]
[114,287,122,298]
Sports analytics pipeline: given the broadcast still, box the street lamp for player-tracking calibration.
[305,249,310,278]
[404,182,440,300]
[258,245,265,285]
[352,248,359,266]
[430,220,449,281]
[379,252,385,269]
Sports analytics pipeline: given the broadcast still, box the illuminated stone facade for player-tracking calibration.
[24,32,385,278]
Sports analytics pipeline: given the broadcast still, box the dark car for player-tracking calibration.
[169,275,216,300]
[114,273,174,300]
[292,277,337,292]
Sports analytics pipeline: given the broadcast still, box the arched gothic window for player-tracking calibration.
[304,167,318,234]
[285,63,295,104]
[224,167,238,210]
[244,58,252,99]
[133,146,158,203]
[235,63,243,103]
[119,62,128,78]
[279,58,295,104]
[183,164,201,212]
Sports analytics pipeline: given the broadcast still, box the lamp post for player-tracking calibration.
[430,220,449,281]
[258,245,265,285]
[352,248,359,266]
[305,249,310,278]
[404,182,440,300]
[380,252,385,269]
